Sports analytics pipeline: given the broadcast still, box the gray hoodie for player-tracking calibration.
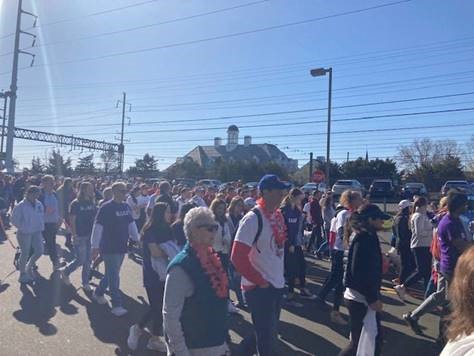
[12,199,45,234]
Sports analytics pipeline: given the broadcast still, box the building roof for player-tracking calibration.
[185,143,293,166]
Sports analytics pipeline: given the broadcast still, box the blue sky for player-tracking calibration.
[0,0,473,171]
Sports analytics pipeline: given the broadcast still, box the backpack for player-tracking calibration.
[251,207,263,253]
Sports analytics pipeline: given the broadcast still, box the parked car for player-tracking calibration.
[401,182,427,199]
[172,178,196,188]
[332,179,365,197]
[369,179,395,198]
[300,183,319,194]
[441,180,470,196]
[197,179,222,189]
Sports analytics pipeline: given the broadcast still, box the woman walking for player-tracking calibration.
[11,186,44,284]
[392,200,415,285]
[163,207,230,355]
[316,190,364,325]
[395,197,433,301]
[340,204,390,356]
[280,188,316,303]
[61,182,97,291]
[316,193,336,259]
[127,202,177,352]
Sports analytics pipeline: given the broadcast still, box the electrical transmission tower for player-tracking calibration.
[116,92,131,175]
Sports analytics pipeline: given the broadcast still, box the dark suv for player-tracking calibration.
[369,179,395,198]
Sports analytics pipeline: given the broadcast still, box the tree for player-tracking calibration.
[466,135,474,176]
[128,153,159,177]
[31,156,45,174]
[398,139,465,190]
[46,150,73,176]
[164,157,205,180]
[100,151,119,174]
[75,154,96,175]
[340,158,399,187]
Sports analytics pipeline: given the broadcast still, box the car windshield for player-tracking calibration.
[405,183,422,188]
[447,182,468,187]
[373,181,391,188]
[336,181,353,186]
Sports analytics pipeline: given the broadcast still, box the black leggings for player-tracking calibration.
[339,300,383,356]
[317,250,344,311]
[398,244,415,283]
[43,223,58,264]
[404,247,431,289]
[139,282,165,336]
[285,246,306,293]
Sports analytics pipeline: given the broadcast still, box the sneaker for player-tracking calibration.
[403,312,423,335]
[127,324,143,351]
[330,311,348,326]
[18,273,33,284]
[394,285,407,302]
[92,292,108,305]
[146,336,167,352]
[391,278,401,286]
[228,301,240,314]
[300,288,317,300]
[62,272,72,286]
[82,284,93,293]
[111,306,128,317]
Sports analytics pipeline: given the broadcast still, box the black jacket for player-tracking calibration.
[393,213,411,249]
[344,229,382,304]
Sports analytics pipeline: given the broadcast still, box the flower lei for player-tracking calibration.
[190,242,229,299]
[257,198,287,248]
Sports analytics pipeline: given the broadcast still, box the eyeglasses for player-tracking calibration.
[197,224,219,233]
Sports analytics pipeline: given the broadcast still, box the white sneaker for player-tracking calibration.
[82,284,93,293]
[111,306,128,317]
[394,284,407,302]
[127,324,143,351]
[92,291,108,305]
[146,336,167,352]
[227,301,240,314]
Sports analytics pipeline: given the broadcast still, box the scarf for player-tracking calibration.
[256,198,287,248]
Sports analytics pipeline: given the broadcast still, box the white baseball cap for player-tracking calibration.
[398,200,412,210]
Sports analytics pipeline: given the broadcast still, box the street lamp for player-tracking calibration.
[310,67,332,187]
[0,91,9,157]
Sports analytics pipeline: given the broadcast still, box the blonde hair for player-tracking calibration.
[339,190,362,209]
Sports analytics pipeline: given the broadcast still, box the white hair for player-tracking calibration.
[183,207,216,241]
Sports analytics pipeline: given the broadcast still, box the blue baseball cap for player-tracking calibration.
[258,174,292,191]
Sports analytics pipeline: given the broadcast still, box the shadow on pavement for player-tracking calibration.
[12,270,82,336]
[382,325,440,356]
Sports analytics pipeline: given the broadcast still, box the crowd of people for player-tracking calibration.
[2,170,474,355]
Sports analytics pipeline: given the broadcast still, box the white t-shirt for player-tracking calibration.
[234,207,285,289]
[441,333,474,356]
[303,202,311,224]
[334,209,351,251]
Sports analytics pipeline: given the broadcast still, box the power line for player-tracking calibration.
[30,0,412,68]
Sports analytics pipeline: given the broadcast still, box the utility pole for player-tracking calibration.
[346,152,349,162]
[309,152,313,183]
[5,0,37,173]
[116,92,131,175]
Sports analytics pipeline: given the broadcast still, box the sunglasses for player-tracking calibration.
[198,224,219,233]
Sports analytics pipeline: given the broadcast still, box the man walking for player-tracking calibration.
[231,174,290,355]
[91,182,140,316]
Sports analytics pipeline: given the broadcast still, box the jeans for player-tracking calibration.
[404,247,431,290]
[307,224,322,251]
[411,273,446,321]
[242,286,284,356]
[318,250,344,311]
[316,229,330,256]
[95,254,125,308]
[16,231,44,275]
[42,223,58,264]
[339,300,382,356]
[139,282,165,336]
[64,235,91,285]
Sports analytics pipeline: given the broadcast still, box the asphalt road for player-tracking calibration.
[0,229,442,356]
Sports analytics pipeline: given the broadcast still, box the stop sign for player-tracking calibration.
[312,170,325,183]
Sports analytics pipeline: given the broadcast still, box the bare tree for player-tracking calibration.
[398,138,463,171]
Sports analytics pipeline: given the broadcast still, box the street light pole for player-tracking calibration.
[310,67,333,186]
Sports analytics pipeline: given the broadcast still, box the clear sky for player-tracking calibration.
[0,0,474,171]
